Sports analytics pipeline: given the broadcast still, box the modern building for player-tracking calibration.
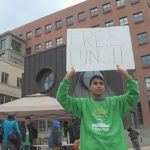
[11,0,150,127]
[0,32,25,104]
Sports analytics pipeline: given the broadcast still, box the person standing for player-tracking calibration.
[2,114,21,150]
[56,65,140,150]
[48,120,62,150]
[20,116,36,150]
[127,128,141,150]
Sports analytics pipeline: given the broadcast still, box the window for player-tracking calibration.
[35,44,41,53]
[26,47,31,55]
[105,21,114,27]
[38,120,49,132]
[36,68,55,93]
[116,0,125,7]
[78,11,86,21]
[26,31,32,39]
[35,28,42,36]
[66,16,74,25]
[90,7,98,17]
[0,39,6,50]
[19,34,23,37]
[56,20,62,29]
[45,41,52,49]
[119,16,128,25]
[147,0,150,8]
[17,78,22,88]
[133,12,144,23]
[131,0,140,4]
[45,24,52,33]
[56,37,63,46]
[141,55,150,66]
[11,40,21,52]
[144,77,150,109]
[103,3,111,12]
[91,25,99,28]
[137,32,148,44]
[0,72,8,84]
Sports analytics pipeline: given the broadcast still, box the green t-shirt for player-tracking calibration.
[56,78,140,150]
[24,126,30,145]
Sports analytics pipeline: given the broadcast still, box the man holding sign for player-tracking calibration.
[56,65,140,150]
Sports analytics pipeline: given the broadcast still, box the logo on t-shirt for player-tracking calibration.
[92,108,110,132]
[92,122,110,132]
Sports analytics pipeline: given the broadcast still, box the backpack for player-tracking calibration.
[8,122,21,148]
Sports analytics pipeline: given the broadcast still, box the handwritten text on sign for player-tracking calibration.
[66,26,135,72]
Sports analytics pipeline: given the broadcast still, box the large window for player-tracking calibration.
[35,44,41,53]
[103,3,111,12]
[78,11,86,21]
[131,0,140,4]
[56,20,62,29]
[137,32,148,44]
[0,39,6,50]
[17,78,22,88]
[105,21,114,27]
[119,16,128,25]
[141,55,150,66]
[0,94,16,104]
[90,7,98,17]
[11,40,21,52]
[45,24,52,33]
[66,16,74,25]
[145,77,150,109]
[36,68,55,93]
[45,41,52,49]
[35,28,42,36]
[133,12,144,23]
[0,72,8,84]
[116,0,125,7]
[26,47,31,55]
[26,31,32,39]
[56,37,63,46]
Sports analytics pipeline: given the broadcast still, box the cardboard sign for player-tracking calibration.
[66,26,135,72]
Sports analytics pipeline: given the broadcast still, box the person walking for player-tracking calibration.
[56,65,140,150]
[127,128,141,150]
[2,114,21,150]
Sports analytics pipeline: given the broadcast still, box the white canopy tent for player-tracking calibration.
[0,93,72,120]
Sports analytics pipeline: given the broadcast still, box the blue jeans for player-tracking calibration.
[21,145,30,150]
[2,141,17,150]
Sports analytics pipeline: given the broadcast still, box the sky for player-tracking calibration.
[0,0,86,34]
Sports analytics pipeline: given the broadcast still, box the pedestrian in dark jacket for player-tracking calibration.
[20,116,37,150]
[127,128,141,150]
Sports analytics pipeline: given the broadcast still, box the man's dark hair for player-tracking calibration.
[25,116,31,120]
[8,114,15,120]
[89,75,104,86]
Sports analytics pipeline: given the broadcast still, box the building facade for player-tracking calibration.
[0,32,25,104]
[11,0,150,127]
[0,58,24,103]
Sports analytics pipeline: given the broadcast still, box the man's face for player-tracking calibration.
[89,78,105,99]
[25,118,31,125]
